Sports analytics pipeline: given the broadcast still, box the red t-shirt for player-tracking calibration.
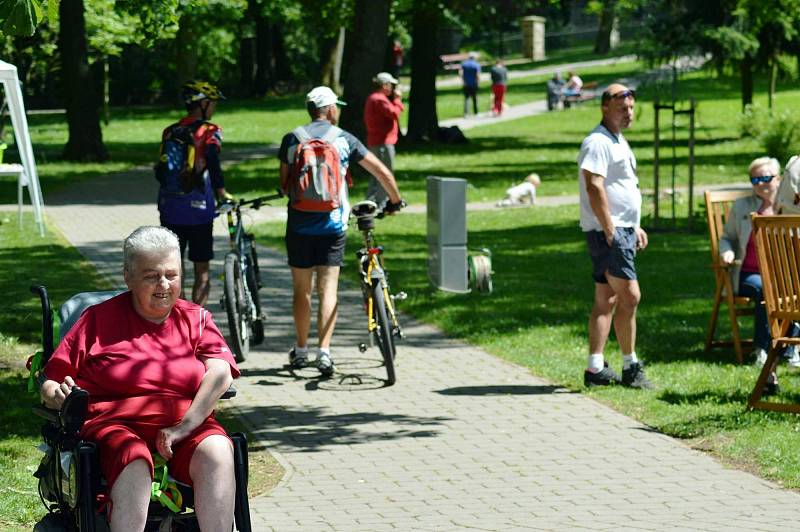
[363,91,404,146]
[44,292,239,432]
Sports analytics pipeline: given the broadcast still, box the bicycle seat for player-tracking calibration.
[351,200,378,218]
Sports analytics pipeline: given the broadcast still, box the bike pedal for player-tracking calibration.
[393,327,404,339]
[391,291,408,301]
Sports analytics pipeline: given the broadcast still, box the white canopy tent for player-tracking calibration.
[0,60,44,236]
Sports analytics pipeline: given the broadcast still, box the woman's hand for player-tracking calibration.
[720,250,735,265]
[156,424,191,460]
[41,376,77,410]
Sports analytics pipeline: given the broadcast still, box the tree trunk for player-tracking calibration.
[239,37,256,96]
[741,54,753,109]
[768,57,777,110]
[174,14,199,86]
[320,28,345,93]
[271,24,292,81]
[253,13,273,93]
[406,0,440,143]
[593,0,616,55]
[59,0,107,161]
[340,0,392,140]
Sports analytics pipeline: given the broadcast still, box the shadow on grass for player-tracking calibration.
[0,372,41,439]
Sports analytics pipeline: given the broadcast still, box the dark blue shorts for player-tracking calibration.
[586,227,638,284]
[285,230,347,268]
[161,221,214,263]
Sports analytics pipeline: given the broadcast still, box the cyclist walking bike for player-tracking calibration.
[351,199,406,385]
[218,192,282,362]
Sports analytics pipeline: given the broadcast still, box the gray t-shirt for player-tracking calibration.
[577,124,641,232]
[490,65,508,85]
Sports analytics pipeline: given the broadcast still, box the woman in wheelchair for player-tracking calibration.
[39,226,240,532]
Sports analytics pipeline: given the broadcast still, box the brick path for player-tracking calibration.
[32,155,800,531]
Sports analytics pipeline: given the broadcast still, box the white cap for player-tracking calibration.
[306,86,347,108]
[374,72,398,85]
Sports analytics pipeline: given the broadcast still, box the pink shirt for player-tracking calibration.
[44,291,239,431]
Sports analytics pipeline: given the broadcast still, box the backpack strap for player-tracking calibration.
[292,126,312,143]
[320,125,342,144]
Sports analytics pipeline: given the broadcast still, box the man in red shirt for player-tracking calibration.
[363,72,404,209]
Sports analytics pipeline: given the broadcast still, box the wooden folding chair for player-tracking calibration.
[749,214,800,413]
[704,190,754,363]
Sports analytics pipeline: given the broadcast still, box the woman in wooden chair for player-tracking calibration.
[719,157,800,389]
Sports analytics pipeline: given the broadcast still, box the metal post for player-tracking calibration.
[653,96,660,224]
[687,97,696,230]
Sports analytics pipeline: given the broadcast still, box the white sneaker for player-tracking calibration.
[753,348,768,367]
[784,345,800,367]
[317,352,334,377]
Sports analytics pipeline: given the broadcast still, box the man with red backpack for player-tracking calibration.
[278,86,404,377]
[156,80,231,308]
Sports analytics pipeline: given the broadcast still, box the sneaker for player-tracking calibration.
[622,361,655,389]
[753,348,768,367]
[783,345,800,367]
[584,362,621,387]
[763,381,781,397]
[317,352,334,377]
[288,349,308,369]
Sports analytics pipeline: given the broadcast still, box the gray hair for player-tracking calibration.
[749,156,780,176]
[123,226,180,272]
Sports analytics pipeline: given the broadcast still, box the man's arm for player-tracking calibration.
[358,152,401,204]
[156,358,233,459]
[40,376,77,410]
[583,169,615,245]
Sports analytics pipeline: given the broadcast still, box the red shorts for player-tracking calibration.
[81,416,229,489]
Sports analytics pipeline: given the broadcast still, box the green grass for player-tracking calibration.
[0,213,111,530]
[252,205,800,488]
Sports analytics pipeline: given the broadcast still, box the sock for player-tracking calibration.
[623,352,638,370]
[587,354,604,373]
[294,345,308,357]
[318,347,331,359]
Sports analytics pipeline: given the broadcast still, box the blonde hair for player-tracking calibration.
[525,173,541,186]
[748,156,780,176]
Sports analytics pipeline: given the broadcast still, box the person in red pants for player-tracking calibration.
[490,59,508,116]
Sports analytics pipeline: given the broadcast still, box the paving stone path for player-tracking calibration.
[26,150,799,531]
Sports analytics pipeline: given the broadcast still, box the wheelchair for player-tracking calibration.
[29,285,253,531]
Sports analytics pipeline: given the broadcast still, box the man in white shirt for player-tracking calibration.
[578,83,653,390]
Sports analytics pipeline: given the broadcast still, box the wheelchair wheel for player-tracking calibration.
[224,253,250,362]
[372,282,396,386]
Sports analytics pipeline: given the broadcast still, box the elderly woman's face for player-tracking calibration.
[750,163,780,200]
[124,250,181,323]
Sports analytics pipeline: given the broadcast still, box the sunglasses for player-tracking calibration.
[603,89,636,101]
[750,175,775,185]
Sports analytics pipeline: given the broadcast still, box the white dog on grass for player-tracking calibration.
[496,173,541,207]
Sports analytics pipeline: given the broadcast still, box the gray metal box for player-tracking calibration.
[427,176,468,292]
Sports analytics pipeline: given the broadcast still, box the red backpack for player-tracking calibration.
[282,125,346,212]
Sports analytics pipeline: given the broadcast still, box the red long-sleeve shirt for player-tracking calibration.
[364,91,404,146]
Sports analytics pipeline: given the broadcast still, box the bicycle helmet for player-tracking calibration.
[181,80,225,104]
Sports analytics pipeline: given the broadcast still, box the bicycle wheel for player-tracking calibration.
[244,240,264,345]
[372,282,396,385]
[224,252,250,362]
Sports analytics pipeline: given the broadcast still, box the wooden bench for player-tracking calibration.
[440,52,472,71]
[563,81,599,107]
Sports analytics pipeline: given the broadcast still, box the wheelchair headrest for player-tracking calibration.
[59,291,125,340]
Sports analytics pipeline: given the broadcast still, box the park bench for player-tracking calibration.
[440,52,472,71]
[563,81,599,107]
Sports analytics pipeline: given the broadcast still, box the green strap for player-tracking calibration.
[150,454,182,513]
[27,351,43,395]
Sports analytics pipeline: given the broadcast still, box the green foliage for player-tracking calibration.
[0,0,45,36]
[739,104,800,163]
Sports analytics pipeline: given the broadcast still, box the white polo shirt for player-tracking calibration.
[578,123,641,232]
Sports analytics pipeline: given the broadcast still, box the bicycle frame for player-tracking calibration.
[223,202,258,321]
[356,224,401,339]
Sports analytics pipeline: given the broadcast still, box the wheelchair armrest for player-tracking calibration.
[221,384,237,400]
[32,404,59,423]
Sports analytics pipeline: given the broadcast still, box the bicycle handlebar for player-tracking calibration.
[216,189,283,214]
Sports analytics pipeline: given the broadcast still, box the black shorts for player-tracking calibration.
[285,230,347,268]
[161,221,214,263]
[586,227,638,284]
